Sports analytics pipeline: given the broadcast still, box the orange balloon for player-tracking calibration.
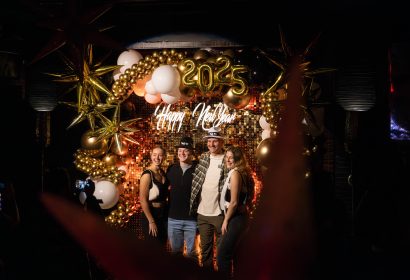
[132,75,152,97]
[132,81,145,97]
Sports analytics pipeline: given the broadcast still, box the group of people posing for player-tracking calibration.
[139,127,254,278]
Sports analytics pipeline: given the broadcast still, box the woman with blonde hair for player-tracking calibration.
[139,145,169,247]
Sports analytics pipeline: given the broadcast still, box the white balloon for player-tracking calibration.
[94,180,119,209]
[259,116,271,130]
[152,65,180,94]
[112,68,121,81]
[144,92,162,104]
[145,80,158,95]
[167,84,182,97]
[160,69,181,97]
[117,49,143,73]
[261,129,271,140]
[79,191,87,205]
[167,69,181,96]
[161,90,181,104]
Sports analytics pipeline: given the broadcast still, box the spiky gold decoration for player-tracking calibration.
[259,28,335,136]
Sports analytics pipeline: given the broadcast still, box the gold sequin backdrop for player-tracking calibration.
[122,89,264,235]
[134,101,262,172]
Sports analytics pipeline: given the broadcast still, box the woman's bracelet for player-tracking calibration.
[149,221,155,224]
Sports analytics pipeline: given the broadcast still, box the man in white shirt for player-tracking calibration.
[189,127,227,271]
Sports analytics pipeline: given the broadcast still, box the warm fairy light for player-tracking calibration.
[249,172,262,219]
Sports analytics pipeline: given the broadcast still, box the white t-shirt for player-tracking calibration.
[197,154,224,216]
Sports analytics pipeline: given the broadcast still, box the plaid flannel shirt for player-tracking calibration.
[189,151,227,216]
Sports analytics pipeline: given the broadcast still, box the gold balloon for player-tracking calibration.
[180,58,197,87]
[214,56,232,85]
[103,153,118,166]
[230,65,249,96]
[177,60,186,73]
[80,130,108,157]
[111,140,128,156]
[222,49,235,58]
[206,56,216,64]
[197,63,215,93]
[274,88,287,101]
[180,86,197,102]
[193,49,209,61]
[256,138,276,168]
[214,85,230,97]
[222,88,251,110]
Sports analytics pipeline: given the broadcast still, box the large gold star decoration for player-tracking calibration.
[28,0,124,65]
[60,97,116,131]
[92,105,142,153]
[47,44,119,129]
[258,26,335,133]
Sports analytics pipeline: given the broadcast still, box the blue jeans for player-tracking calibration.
[168,218,198,259]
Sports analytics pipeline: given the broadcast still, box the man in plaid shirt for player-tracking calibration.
[189,127,227,271]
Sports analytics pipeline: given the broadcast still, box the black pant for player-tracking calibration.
[141,206,168,248]
[197,214,224,270]
[217,214,249,277]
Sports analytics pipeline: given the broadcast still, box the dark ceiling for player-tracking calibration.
[1,0,410,62]
[1,0,410,98]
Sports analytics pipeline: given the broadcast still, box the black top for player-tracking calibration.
[225,170,248,206]
[166,163,197,220]
[141,169,169,203]
[224,188,247,206]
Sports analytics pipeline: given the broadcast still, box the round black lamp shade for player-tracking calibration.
[28,82,58,112]
[336,62,376,112]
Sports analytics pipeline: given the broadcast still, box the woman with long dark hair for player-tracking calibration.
[217,146,254,278]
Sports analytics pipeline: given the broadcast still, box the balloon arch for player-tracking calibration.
[51,37,331,228]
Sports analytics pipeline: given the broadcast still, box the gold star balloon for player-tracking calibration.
[60,94,116,130]
[92,105,142,153]
[47,45,120,129]
[258,26,336,134]
[47,45,118,104]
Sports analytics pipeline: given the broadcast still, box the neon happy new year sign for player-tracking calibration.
[153,102,237,132]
